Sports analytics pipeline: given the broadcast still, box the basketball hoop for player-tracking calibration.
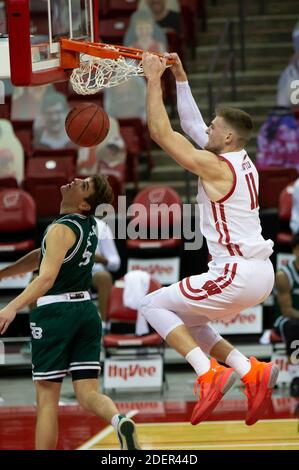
[60,39,173,95]
[70,51,145,95]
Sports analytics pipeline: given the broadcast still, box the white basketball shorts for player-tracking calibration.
[141,257,274,328]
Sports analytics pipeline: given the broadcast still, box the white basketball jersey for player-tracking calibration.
[196,150,274,260]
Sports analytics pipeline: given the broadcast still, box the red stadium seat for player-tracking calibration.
[101,0,138,18]
[24,157,75,217]
[0,100,11,120]
[31,148,78,166]
[127,185,183,250]
[0,188,36,257]
[259,167,298,209]
[118,118,153,188]
[118,117,153,171]
[103,276,163,348]
[99,17,130,44]
[276,182,295,246]
[11,120,33,159]
[0,177,18,189]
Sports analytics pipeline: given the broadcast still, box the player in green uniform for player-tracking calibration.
[275,233,299,397]
[0,175,140,450]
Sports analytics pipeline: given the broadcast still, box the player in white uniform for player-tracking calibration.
[92,218,121,331]
[140,52,279,426]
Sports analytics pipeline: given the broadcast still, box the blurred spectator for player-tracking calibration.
[277,21,299,108]
[255,107,299,172]
[92,218,121,331]
[77,116,126,177]
[124,9,167,50]
[290,178,299,234]
[104,77,147,123]
[33,91,75,149]
[96,117,126,169]
[0,119,24,184]
[292,20,299,54]
[275,233,299,396]
[144,0,181,33]
[277,59,299,108]
[126,10,165,53]
[11,84,54,121]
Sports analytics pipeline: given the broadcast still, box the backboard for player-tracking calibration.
[3,0,99,86]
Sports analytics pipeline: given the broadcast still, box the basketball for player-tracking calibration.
[65,103,110,147]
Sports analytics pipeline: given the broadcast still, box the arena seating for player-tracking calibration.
[100,0,138,18]
[259,167,298,209]
[24,157,75,217]
[103,276,165,392]
[0,188,36,259]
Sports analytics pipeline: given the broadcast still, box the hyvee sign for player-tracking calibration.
[104,357,163,390]
[211,305,263,334]
[127,257,180,284]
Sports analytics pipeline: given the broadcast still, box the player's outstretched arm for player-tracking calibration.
[142,53,229,181]
[0,249,41,281]
[0,224,76,334]
[166,52,208,149]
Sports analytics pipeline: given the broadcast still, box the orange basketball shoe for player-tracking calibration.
[242,356,279,426]
[190,358,237,425]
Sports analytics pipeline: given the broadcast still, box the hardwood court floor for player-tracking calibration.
[80,418,299,451]
[0,382,298,450]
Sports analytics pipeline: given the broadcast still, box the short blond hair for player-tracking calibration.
[216,106,253,144]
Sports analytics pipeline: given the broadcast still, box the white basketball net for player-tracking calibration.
[70,52,145,95]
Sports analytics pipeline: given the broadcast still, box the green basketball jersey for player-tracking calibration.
[276,260,299,316]
[39,213,98,295]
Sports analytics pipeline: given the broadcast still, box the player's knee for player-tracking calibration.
[189,324,222,355]
[35,381,61,408]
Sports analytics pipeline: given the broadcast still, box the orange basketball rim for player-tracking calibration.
[60,38,174,95]
[60,38,174,69]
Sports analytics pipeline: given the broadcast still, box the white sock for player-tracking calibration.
[226,349,251,377]
[288,364,299,379]
[111,414,122,430]
[185,347,210,376]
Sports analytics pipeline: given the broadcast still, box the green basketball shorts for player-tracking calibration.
[30,299,102,381]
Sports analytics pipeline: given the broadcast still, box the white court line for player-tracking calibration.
[77,410,138,450]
